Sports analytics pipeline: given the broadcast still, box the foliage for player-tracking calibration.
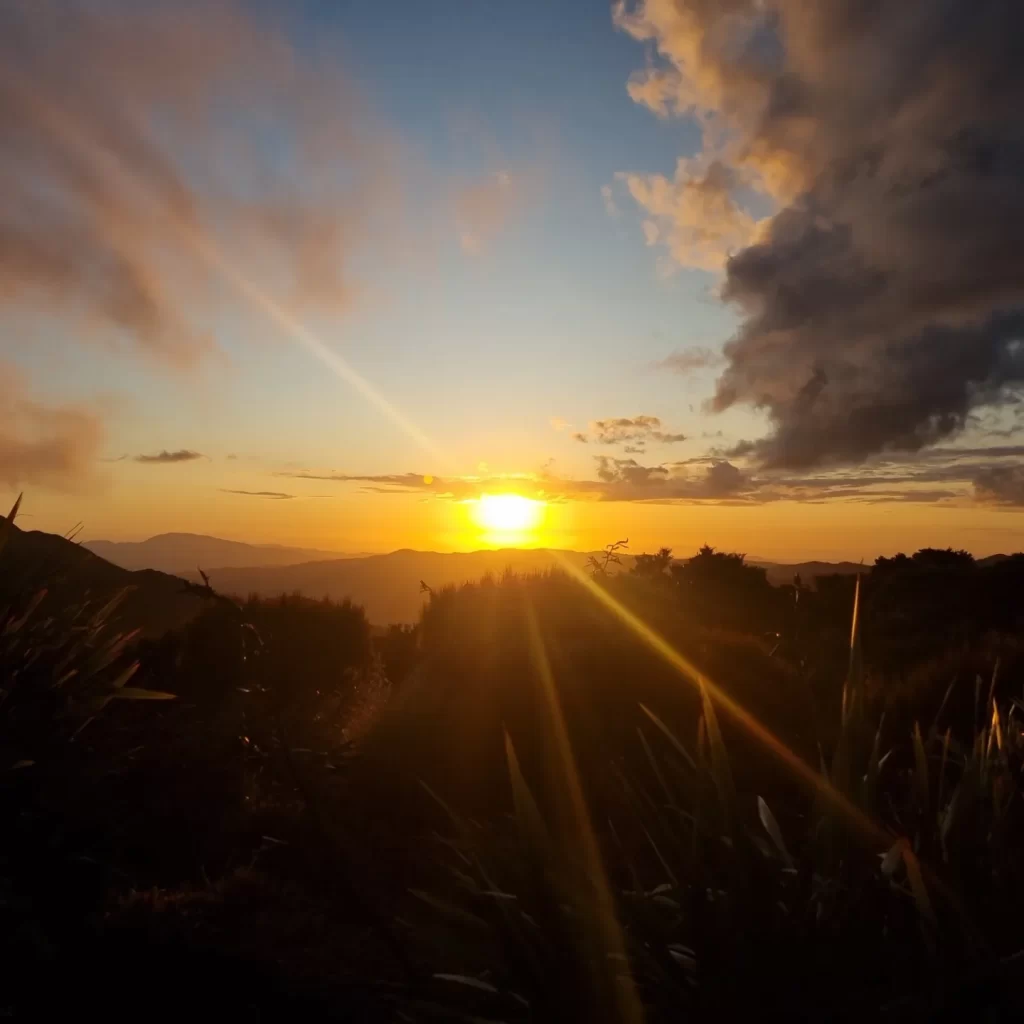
[4,524,1024,1019]
[586,538,629,577]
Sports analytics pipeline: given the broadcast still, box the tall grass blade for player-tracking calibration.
[937,727,951,813]
[901,843,937,929]
[699,680,736,831]
[847,574,863,689]
[636,726,676,808]
[0,493,22,555]
[757,796,793,867]
[929,678,956,741]
[912,722,929,812]
[639,703,696,770]
[504,730,549,851]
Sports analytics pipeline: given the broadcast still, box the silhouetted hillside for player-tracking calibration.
[183,548,873,624]
[85,533,355,574]
[751,559,866,586]
[185,548,606,623]
[3,526,207,637]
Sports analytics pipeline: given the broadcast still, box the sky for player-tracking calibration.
[2,0,1023,561]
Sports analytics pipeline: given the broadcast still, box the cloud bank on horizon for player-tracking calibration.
[281,442,1024,507]
[614,0,1024,469]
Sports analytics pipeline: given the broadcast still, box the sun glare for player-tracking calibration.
[472,493,544,542]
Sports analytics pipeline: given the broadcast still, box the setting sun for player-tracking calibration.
[473,493,543,534]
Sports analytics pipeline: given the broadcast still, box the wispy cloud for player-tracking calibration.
[454,169,523,254]
[280,444,1024,508]
[571,415,687,448]
[135,449,203,464]
[220,488,294,500]
[600,184,619,218]
[0,366,103,490]
[655,347,722,376]
[0,0,395,366]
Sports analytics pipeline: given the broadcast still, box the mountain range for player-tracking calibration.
[84,533,357,574]
[35,529,996,628]
[179,551,874,624]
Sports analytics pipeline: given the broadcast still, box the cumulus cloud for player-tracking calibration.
[0,368,103,490]
[0,0,392,366]
[616,0,1024,468]
[617,160,765,270]
[572,415,687,447]
[135,449,203,464]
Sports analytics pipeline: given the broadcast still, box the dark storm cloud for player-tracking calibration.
[135,449,203,464]
[617,0,1024,468]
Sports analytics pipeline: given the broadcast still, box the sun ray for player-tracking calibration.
[551,552,891,849]
[8,62,451,472]
[522,598,644,1024]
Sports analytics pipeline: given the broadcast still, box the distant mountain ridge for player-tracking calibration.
[179,547,874,625]
[13,528,1018,629]
[85,533,357,574]
[184,548,600,625]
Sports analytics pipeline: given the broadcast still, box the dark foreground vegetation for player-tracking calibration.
[3,504,1024,1021]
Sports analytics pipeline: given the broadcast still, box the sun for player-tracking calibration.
[473,493,543,534]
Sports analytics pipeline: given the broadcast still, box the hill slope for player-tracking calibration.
[188,548,603,624]
[188,549,869,624]
[4,526,208,637]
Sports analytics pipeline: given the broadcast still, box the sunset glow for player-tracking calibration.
[472,493,544,539]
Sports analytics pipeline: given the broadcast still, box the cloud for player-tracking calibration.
[220,489,294,500]
[572,415,687,446]
[656,346,723,375]
[593,455,749,500]
[282,443,1024,507]
[454,170,522,254]
[973,467,1024,506]
[601,184,620,218]
[617,160,765,270]
[0,0,392,366]
[281,458,750,504]
[0,367,103,490]
[616,0,1024,468]
[134,449,203,464]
